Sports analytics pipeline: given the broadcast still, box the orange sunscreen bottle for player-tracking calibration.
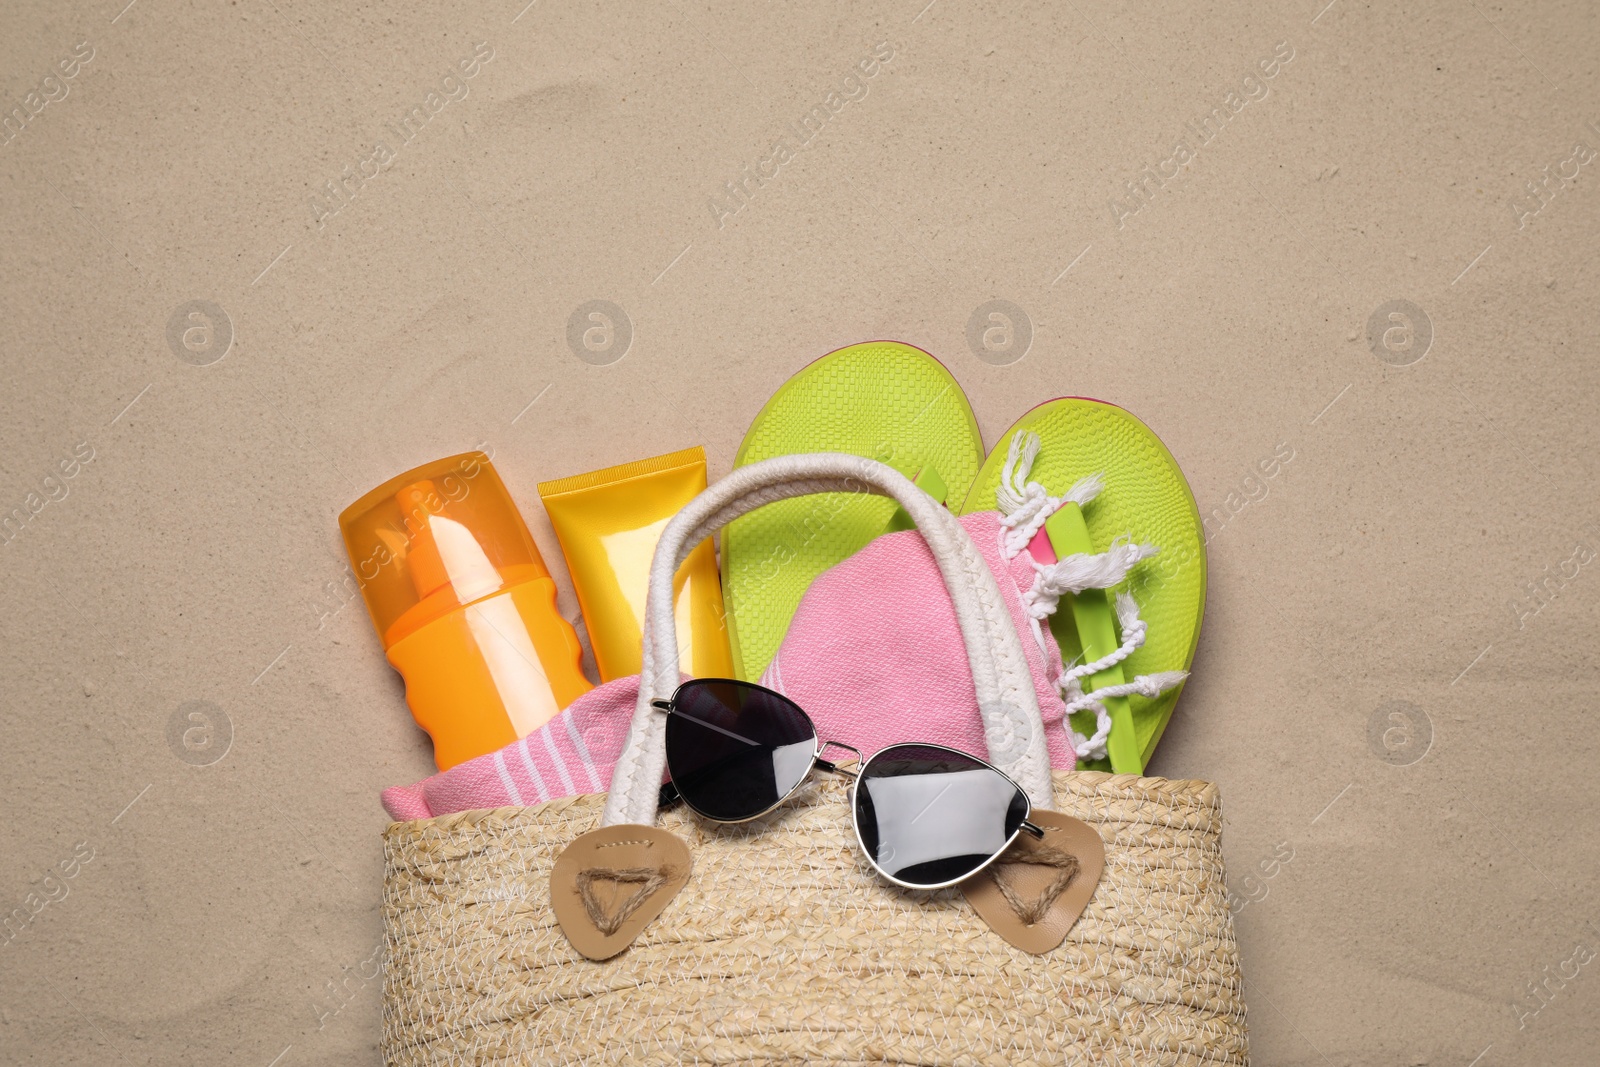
[340,452,592,770]
[538,446,734,682]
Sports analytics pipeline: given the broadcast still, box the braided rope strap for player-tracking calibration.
[601,453,1053,827]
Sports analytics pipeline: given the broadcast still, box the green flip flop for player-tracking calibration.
[721,341,985,681]
[958,398,1205,773]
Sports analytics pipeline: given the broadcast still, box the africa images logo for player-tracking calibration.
[1107,40,1295,229]
[308,42,495,231]
[1,39,95,149]
[706,42,896,229]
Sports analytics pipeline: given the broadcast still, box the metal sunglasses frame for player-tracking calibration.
[651,678,1045,891]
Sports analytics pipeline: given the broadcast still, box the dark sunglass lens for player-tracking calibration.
[855,744,1029,888]
[664,681,818,821]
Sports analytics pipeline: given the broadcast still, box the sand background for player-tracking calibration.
[3,0,1598,1063]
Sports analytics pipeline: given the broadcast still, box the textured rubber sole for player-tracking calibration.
[958,398,1206,767]
[721,341,985,681]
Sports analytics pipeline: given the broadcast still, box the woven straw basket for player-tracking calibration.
[380,455,1248,1065]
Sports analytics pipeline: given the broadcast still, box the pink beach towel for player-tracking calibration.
[380,676,643,821]
[382,511,1076,821]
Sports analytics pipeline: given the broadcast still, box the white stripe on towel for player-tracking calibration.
[493,750,525,806]
[517,741,550,801]
[563,714,602,792]
[541,729,578,797]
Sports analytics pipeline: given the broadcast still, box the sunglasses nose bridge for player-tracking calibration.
[815,739,863,776]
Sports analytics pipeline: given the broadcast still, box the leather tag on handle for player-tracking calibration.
[550,825,691,961]
[962,809,1104,954]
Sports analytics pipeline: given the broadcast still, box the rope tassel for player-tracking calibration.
[996,431,1104,558]
[1025,538,1159,619]
[1059,593,1148,689]
[1064,670,1188,762]
[996,430,1043,516]
[989,428,1188,763]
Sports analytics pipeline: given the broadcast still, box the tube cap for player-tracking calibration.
[339,453,551,648]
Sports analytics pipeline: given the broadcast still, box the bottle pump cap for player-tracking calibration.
[338,453,552,649]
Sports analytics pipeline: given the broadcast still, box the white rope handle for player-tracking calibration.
[601,453,1053,827]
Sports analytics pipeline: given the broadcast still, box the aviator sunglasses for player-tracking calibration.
[653,678,1045,890]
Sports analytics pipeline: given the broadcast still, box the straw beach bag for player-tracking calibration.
[381,455,1248,1065]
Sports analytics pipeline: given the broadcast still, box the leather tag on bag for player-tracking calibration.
[962,809,1104,955]
[550,825,691,961]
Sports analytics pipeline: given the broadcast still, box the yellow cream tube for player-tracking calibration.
[537,446,734,681]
